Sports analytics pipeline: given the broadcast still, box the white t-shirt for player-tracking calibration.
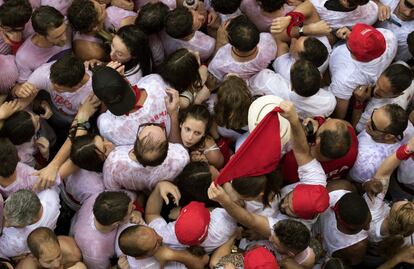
[160,31,215,62]
[290,88,336,119]
[28,62,93,116]
[317,190,368,255]
[377,0,414,61]
[16,33,72,83]
[268,159,327,230]
[64,169,105,205]
[350,124,414,183]
[0,189,60,258]
[103,144,189,195]
[329,28,398,100]
[149,208,237,254]
[208,33,277,82]
[248,69,291,100]
[356,80,414,133]
[98,74,171,146]
[310,0,378,29]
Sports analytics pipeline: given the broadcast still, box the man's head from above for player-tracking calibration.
[365,104,408,143]
[227,15,260,53]
[119,225,163,259]
[270,219,310,256]
[279,184,329,219]
[68,0,106,34]
[93,191,133,228]
[256,0,285,12]
[347,23,386,62]
[0,0,32,44]
[50,54,86,93]
[373,63,412,99]
[32,5,67,47]
[0,137,19,179]
[4,189,42,228]
[134,122,168,167]
[290,59,321,98]
[27,227,63,269]
[291,37,328,68]
[314,119,352,161]
[164,6,205,39]
[396,0,414,21]
[333,192,372,234]
[135,2,169,35]
[211,0,242,15]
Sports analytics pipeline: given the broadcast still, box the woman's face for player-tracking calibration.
[180,117,206,148]
[94,135,115,160]
[110,35,132,63]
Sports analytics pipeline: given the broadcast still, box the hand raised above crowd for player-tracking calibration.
[279,101,299,123]
[270,16,292,34]
[0,99,21,120]
[15,82,37,98]
[306,20,332,36]
[156,181,181,206]
[377,3,391,21]
[164,88,180,117]
[76,93,101,122]
[208,182,231,205]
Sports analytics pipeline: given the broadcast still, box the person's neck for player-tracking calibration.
[231,47,258,62]
[94,218,116,234]
[380,217,390,236]
[181,32,196,41]
[311,146,331,162]
[0,171,16,187]
[31,34,54,48]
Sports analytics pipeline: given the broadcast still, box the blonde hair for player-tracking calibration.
[379,202,414,258]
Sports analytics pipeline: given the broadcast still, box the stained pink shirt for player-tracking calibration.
[70,194,118,269]
[104,6,136,32]
[64,169,105,204]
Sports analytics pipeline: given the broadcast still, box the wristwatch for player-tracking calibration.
[298,26,305,37]
[77,121,91,130]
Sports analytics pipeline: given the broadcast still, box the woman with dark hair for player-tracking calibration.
[110,25,153,85]
[158,48,211,109]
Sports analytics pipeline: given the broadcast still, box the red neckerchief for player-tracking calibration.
[125,85,143,116]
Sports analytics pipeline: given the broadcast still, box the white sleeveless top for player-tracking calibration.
[318,190,368,255]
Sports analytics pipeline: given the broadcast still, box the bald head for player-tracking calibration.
[28,227,60,258]
[119,225,161,258]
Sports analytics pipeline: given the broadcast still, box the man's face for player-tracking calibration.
[269,234,295,257]
[279,192,297,217]
[45,23,67,47]
[191,9,205,32]
[365,107,392,142]
[373,74,397,98]
[92,0,107,31]
[290,37,307,59]
[0,25,24,45]
[139,227,163,258]
[38,242,63,269]
[397,0,414,21]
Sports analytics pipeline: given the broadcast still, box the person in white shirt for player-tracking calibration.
[350,104,409,183]
[352,63,414,133]
[0,188,60,258]
[330,24,398,119]
[376,0,414,61]
[161,6,215,62]
[208,15,277,82]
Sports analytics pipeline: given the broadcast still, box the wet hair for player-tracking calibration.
[116,25,153,75]
[215,76,252,129]
[158,48,202,93]
[0,137,18,177]
[135,2,169,34]
[119,225,151,257]
[273,219,310,253]
[93,191,131,226]
[408,31,414,57]
[1,110,35,145]
[337,192,370,228]
[232,173,282,207]
[133,134,169,167]
[319,122,351,159]
[4,189,41,227]
[379,202,414,258]
[382,64,413,95]
[227,15,260,52]
[67,0,98,33]
[164,6,193,39]
[176,161,219,207]
[31,5,64,36]
[290,59,321,97]
[299,37,328,68]
[0,0,32,28]
[180,104,212,146]
[70,134,105,173]
[257,0,285,12]
[211,0,242,14]
[27,227,59,259]
[50,54,85,87]
[383,104,408,138]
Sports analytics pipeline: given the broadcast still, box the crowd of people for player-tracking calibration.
[0,0,413,268]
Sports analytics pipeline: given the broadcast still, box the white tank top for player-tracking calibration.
[319,190,368,255]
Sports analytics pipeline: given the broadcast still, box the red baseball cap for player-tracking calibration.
[175,202,210,246]
[292,184,329,219]
[244,246,280,269]
[347,23,386,62]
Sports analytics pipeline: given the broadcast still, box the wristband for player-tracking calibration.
[286,11,305,38]
[396,144,413,160]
